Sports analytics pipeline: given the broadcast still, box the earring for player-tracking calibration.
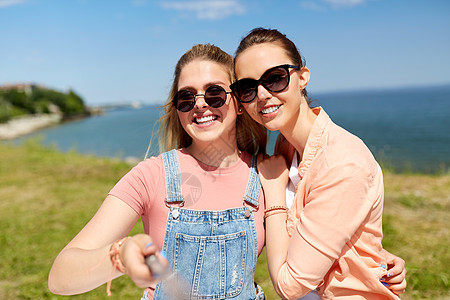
[238,106,244,113]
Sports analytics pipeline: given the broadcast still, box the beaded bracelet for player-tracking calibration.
[264,205,288,214]
[264,205,288,219]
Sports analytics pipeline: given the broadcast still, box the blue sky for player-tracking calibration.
[1,0,449,105]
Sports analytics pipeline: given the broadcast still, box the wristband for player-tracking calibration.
[264,209,288,219]
[110,236,131,274]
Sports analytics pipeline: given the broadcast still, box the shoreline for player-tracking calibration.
[0,114,62,140]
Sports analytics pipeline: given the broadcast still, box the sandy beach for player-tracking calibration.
[0,114,62,140]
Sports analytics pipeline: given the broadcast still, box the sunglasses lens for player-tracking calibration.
[262,66,289,92]
[232,79,258,103]
[205,86,227,108]
[232,65,291,103]
[174,90,195,112]
[174,86,228,112]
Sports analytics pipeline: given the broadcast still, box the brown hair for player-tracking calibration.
[235,27,309,99]
[158,43,267,155]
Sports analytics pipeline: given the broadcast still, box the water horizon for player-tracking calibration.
[7,85,450,174]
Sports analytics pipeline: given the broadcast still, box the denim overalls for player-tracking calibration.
[145,150,264,299]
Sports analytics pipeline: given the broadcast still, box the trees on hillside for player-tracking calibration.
[0,85,89,123]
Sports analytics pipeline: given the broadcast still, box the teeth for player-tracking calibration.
[261,105,281,114]
[195,115,217,124]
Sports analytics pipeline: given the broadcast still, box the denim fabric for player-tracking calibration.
[150,150,264,299]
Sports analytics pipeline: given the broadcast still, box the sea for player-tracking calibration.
[11,85,450,173]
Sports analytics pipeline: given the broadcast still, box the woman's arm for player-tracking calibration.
[273,147,407,297]
[48,195,157,295]
[259,154,330,298]
[257,154,311,297]
[259,155,377,299]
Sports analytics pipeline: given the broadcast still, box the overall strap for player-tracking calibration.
[162,149,184,206]
[243,155,261,208]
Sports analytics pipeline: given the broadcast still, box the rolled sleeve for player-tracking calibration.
[276,163,375,298]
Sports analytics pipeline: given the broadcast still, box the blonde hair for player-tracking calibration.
[158,43,266,155]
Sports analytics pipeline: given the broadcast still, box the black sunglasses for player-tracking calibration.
[230,64,299,103]
[173,85,231,112]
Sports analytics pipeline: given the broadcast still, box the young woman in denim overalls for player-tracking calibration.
[143,149,264,299]
[48,44,268,299]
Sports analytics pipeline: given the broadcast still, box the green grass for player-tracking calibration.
[381,172,450,299]
[0,141,448,299]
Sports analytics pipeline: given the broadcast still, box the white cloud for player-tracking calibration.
[131,0,148,7]
[0,0,26,8]
[301,0,368,10]
[323,0,366,7]
[160,0,246,20]
[301,1,324,11]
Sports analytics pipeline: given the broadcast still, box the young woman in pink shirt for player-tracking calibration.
[49,44,268,299]
[232,28,407,299]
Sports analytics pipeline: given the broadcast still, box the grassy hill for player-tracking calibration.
[0,141,448,299]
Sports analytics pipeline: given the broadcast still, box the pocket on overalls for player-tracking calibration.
[174,231,247,299]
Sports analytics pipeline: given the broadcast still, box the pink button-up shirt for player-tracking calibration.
[275,107,400,299]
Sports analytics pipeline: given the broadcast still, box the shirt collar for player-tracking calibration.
[298,107,330,179]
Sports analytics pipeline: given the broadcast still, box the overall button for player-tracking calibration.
[172,208,180,219]
[244,208,251,218]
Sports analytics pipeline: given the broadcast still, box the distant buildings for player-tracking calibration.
[0,83,47,95]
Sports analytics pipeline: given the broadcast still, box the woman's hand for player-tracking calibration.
[381,249,407,295]
[120,234,168,288]
[257,154,289,207]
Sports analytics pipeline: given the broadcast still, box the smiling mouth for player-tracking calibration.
[194,115,218,125]
[260,105,282,114]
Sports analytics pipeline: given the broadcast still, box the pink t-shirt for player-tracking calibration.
[275,107,399,299]
[108,148,265,255]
